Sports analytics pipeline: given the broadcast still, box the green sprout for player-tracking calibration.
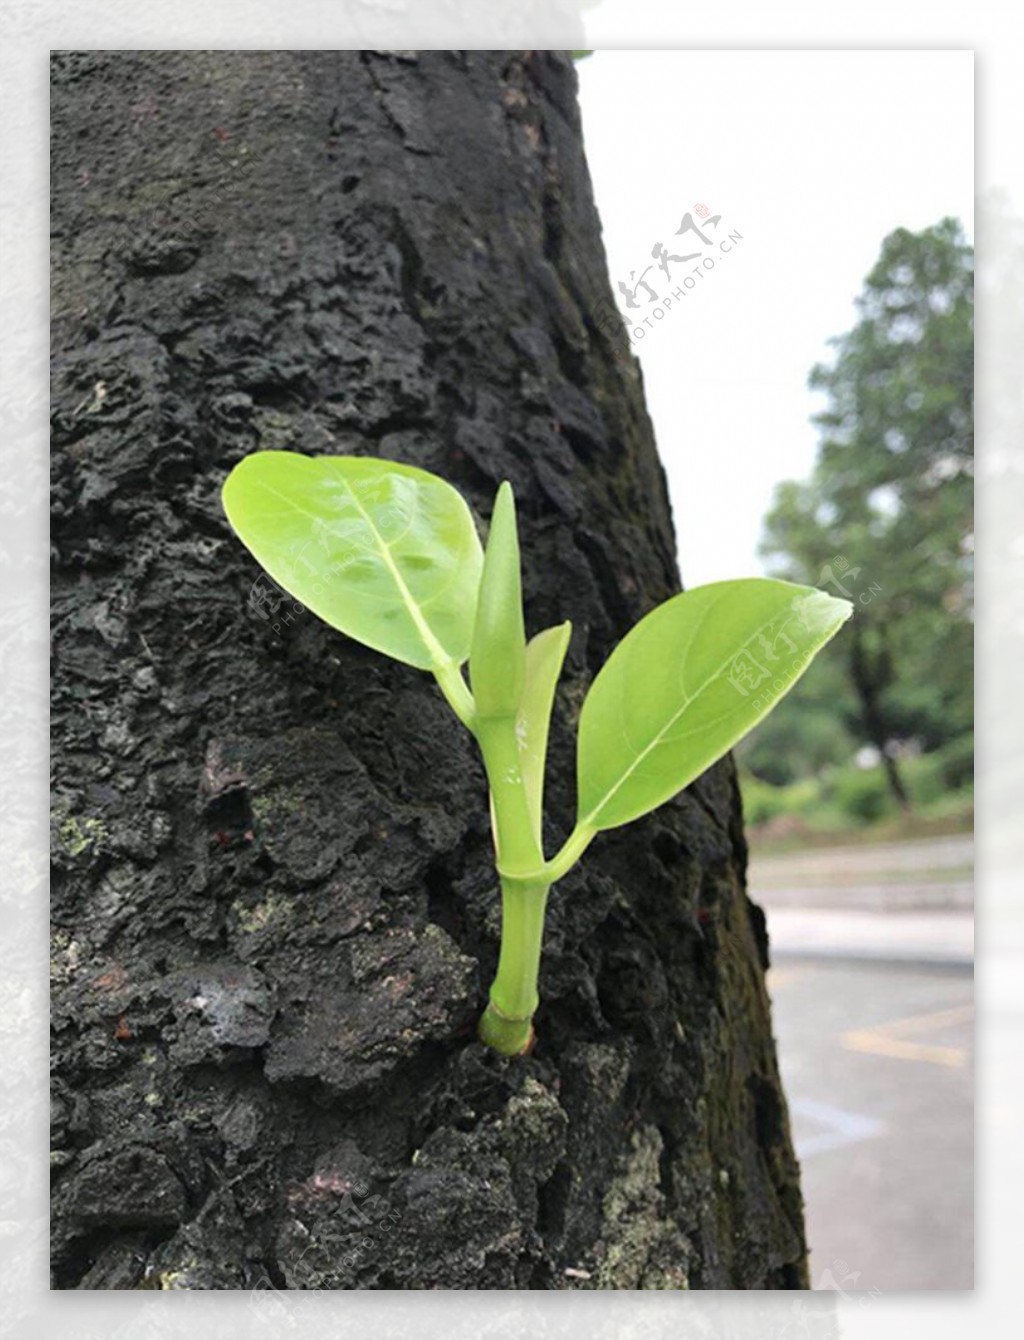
[222,453,852,1056]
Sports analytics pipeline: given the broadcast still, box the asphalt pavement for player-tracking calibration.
[750,834,974,1292]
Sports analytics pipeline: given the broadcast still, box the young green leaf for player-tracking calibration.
[517,622,572,846]
[222,451,483,671]
[576,578,852,832]
[469,482,527,719]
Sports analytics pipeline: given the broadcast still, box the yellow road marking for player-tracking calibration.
[874,1003,974,1036]
[841,1002,973,1068]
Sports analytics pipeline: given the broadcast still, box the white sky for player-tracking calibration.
[576,51,974,587]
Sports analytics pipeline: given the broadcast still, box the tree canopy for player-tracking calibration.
[751,218,974,801]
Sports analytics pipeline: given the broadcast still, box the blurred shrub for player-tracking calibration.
[934,734,974,791]
[740,774,821,826]
[902,752,947,805]
[828,766,893,825]
[741,741,974,839]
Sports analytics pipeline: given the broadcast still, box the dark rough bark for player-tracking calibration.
[50,50,807,1290]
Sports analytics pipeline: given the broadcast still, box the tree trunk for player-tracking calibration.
[50,50,808,1290]
[848,623,911,808]
[879,749,911,810]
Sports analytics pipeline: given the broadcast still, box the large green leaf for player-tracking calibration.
[222,451,483,670]
[576,578,852,831]
[517,622,572,846]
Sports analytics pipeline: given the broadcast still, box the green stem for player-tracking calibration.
[446,683,588,1055]
[472,713,549,1054]
[537,821,595,885]
[433,660,476,730]
[478,877,550,1055]
[473,714,541,877]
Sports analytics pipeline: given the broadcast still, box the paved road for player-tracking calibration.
[766,906,973,965]
[750,834,974,911]
[752,835,974,1291]
[769,959,973,1291]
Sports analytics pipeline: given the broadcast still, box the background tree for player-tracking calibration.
[50,51,808,1289]
[756,218,974,806]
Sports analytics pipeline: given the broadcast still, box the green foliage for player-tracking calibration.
[222,452,483,671]
[829,767,893,825]
[742,745,974,842]
[934,733,974,791]
[740,774,821,827]
[758,218,974,801]
[736,657,856,785]
[517,623,572,846]
[223,455,848,1053]
[470,482,527,719]
[575,580,850,832]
